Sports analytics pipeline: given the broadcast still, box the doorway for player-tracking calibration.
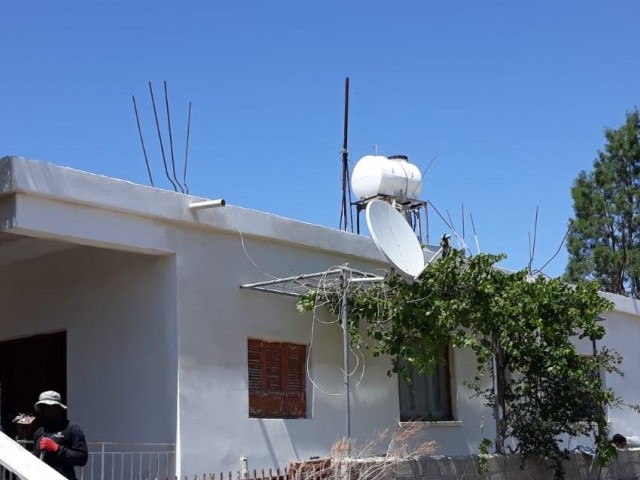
[0,331,66,438]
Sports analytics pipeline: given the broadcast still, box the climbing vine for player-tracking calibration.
[297,247,623,479]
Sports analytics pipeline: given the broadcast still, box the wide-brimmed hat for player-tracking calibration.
[34,391,67,411]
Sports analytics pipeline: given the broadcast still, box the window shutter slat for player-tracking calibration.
[264,394,285,417]
[263,342,283,392]
[247,339,263,417]
[263,342,283,417]
[248,340,263,416]
[285,396,306,418]
[284,344,306,418]
[285,344,305,393]
[248,340,263,392]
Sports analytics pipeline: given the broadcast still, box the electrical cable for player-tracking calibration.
[533,222,572,276]
[219,211,381,397]
[217,209,282,280]
[305,267,348,396]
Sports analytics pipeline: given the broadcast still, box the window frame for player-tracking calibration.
[398,348,453,422]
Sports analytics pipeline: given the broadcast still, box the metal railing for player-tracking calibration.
[1,441,175,480]
[0,469,17,480]
[82,442,175,480]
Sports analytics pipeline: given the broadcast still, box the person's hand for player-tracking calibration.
[39,437,60,453]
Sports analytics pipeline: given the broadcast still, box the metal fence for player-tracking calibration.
[81,442,175,480]
[0,468,17,480]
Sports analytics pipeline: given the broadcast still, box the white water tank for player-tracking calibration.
[351,154,423,200]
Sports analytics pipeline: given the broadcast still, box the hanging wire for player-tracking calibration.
[304,265,375,396]
[306,267,347,396]
[531,221,572,276]
[217,208,281,280]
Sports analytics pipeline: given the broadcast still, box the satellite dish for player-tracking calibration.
[366,200,426,281]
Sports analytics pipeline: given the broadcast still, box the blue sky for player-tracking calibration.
[2,1,638,278]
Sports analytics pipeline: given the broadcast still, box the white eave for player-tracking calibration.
[0,156,384,261]
[600,291,640,317]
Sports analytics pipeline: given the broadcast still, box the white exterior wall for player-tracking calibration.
[599,294,640,438]
[171,225,494,474]
[4,157,640,476]
[0,157,508,474]
[0,157,498,475]
[0,247,177,444]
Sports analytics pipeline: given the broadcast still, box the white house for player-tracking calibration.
[0,156,637,477]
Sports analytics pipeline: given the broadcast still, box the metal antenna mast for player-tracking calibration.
[339,77,353,232]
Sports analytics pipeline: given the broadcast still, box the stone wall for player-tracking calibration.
[288,449,640,480]
[389,449,640,480]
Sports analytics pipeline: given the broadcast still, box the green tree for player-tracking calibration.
[566,109,640,297]
[298,249,622,479]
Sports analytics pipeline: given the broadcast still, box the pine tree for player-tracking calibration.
[566,109,640,297]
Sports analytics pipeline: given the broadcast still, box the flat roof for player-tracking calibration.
[0,156,385,262]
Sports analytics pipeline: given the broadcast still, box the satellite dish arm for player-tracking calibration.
[414,246,445,282]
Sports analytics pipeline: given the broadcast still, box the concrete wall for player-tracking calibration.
[170,222,495,475]
[0,247,177,444]
[600,301,640,439]
[170,218,640,474]
[328,450,640,480]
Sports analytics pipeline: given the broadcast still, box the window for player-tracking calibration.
[398,351,452,422]
[248,339,306,418]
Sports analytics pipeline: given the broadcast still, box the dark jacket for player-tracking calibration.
[33,419,88,480]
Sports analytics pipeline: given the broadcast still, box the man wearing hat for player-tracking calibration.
[33,391,88,480]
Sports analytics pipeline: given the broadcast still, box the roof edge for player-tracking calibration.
[0,156,385,262]
[600,291,640,316]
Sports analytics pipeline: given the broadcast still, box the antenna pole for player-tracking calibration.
[132,95,155,187]
[339,77,352,231]
[149,81,178,192]
[460,205,468,253]
[340,269,351,444]
[163,81,184,192]
[183,101,192,194]
[470,212,481,254]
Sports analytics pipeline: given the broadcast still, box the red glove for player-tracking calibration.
[39,437,60,453]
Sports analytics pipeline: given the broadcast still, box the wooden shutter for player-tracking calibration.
[248,339,263,416]
[284,344,306,418]
[262,341,285,416]
[248,339,307,418]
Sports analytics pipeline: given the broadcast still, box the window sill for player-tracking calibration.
[399,421,463,428]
